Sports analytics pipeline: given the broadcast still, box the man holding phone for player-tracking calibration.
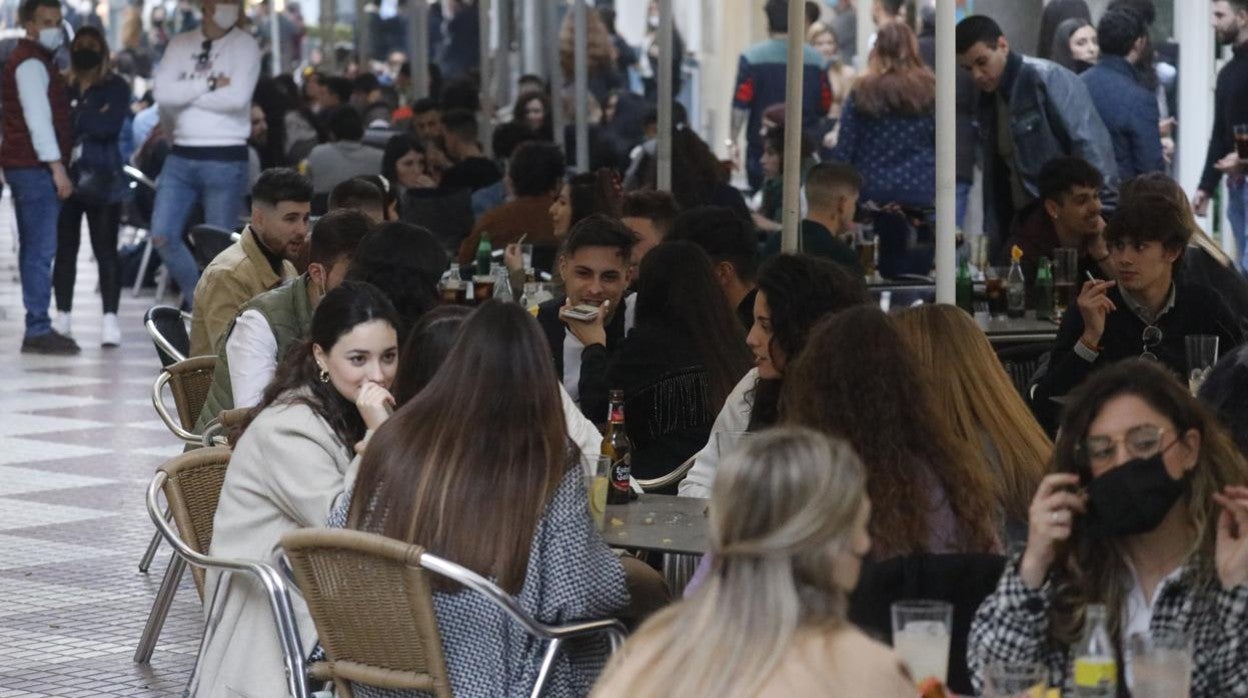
[536,215,636,420]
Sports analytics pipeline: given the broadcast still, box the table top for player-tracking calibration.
[980,311,1060,337]
[602,494,710,556]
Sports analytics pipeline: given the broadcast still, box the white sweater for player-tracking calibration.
[678,368,758,499]
[153,27,260,148]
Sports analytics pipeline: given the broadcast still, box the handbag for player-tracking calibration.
[72,163,116,207]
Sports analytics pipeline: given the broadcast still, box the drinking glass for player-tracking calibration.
[984,661,1047,698]
[855,223,878,280]
[520,243,534,271]
[471,276,495,304]
[1053,247,1079,318]
[584,455,611,532]
[985,267,1008,318]
[1130,631,1192,698]
[1185,335,1220,395]
[891,600,952,685]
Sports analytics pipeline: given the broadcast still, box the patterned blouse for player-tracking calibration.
[967,555,1248,697]
[324,464,630,697]
[829,93,935,208]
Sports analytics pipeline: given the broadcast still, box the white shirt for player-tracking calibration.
[678,368,758,499]
[1121,558,1186,689]
[226,309,279,409]
[153,26,260,147]
[561,293,637,404]
[14,58,59,162]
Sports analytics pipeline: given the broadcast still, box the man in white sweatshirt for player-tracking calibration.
[151,0,260,310]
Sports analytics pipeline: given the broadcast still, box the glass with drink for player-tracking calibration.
[1185,335,1220,395]
[471,276,495,304]
[1130,631,1192,698]
[584,455,611,531]
[520,243,534,272]
[985,267,1008,318]
[984,661,1047,698]
[855,223,878,280]
[891,600,952,685]
[440,263,467,305]
[1053,247,1079,318]
[1235,124,1248,159]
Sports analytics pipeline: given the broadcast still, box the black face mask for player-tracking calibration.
[1083,453,1188,538]
[71,49,102,71]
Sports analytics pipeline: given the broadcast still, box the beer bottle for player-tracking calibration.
[601,390,632,504]
[476,232,492,278]
[956,259,974,314]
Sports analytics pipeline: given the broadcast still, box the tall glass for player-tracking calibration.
[1053,248,1079,318]
[1130,632,1192,698]
[855,223,878,280]
[984,661,1047,698]
[520,243,534,272]
[584,455,611,531]
[891,600,952,685]
[1185,335,1219,395]
[985,267,1008,318]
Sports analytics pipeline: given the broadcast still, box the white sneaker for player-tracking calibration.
[52,312,72,337]
[101,313,121,347]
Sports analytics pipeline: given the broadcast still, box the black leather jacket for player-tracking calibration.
[978,52,1119,255]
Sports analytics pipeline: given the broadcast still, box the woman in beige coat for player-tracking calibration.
[193,282,400,697]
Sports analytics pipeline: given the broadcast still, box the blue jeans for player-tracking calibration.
[6,167,62,338]
[1228,178,1248,272]
[149,153,248,308]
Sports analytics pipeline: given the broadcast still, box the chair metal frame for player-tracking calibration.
[633,455,696,492]
[151,355,216,446]
[282,528,627,698]
[139,466,310,698]
[143,306,192,365]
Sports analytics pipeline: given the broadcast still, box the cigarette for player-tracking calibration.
[1086,271,1097,282]
[517,233,528,244]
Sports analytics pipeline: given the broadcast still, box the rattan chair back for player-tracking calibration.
[165,356,216,434]
[160,446,231,599]
[281,528,453,698]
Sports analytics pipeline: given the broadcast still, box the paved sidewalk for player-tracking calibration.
[0,198,201,697]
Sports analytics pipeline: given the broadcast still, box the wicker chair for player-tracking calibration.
[200,407,253,448]
[152,355,216,445]
[135,448,310,698]
[139,355,218,575]
[282,528,628,698]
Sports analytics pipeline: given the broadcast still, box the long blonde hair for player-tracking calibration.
[592,428,867,698]
[892,304,1050,524]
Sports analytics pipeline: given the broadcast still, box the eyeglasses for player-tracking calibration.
[196,39,213,69]
[1141,324,1162,361]
[1080,425,1169,467]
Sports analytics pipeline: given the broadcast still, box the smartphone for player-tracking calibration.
[560,303,600,322]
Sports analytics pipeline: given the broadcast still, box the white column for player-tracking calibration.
[934,0,956,303]
[855,0,872,69]
[496,0,513,109]
[545,0,564,148]
[656,0,673,191]
[270,0,283,74]
[1176,0,1218,230]
[357,0,372,68]
[408,0,429,99]
[521,0,543,75]
[573,0,588,171]
[479,0,494,156]
[781,0,804,252]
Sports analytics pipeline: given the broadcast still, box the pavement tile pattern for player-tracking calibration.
[0,203,202,697]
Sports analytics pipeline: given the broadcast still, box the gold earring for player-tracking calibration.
[318,366,330,383]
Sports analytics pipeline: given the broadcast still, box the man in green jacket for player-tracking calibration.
[195,209,373,432]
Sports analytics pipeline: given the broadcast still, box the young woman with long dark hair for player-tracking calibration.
[969,360,1248,696]
[580,241,752,481]
[336,300,641,695]
[197,282,400,696]
[781,306,1003,559]
[679,254,868,498]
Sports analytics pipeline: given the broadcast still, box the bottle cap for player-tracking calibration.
[1011,244,1023,262]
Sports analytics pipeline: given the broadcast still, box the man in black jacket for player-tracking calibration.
[1033,192,1243,413]
[1193,0,1248,270]
[536,215,635,420]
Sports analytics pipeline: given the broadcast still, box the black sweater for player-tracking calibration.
[1201,43,1248,193]
[1034,282,1243,408]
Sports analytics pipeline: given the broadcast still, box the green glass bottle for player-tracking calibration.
[476,231,492,278]
[1035,256,1054,321]
[956,259,973,313]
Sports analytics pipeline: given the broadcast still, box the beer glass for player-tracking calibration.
[855,223,878,280]
[1130,632,1192,698]
[584,456,611,531]
[1053,248,1079,318]
[984,661,1047,698]
[520,243,534,272]
[891,600,952,685]
[1185,335,1219,395]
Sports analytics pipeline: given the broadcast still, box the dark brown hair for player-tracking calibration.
[851,22,935,117]
[780,306,1001,558]
[347,301,570,593]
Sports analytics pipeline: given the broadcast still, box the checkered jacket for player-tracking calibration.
[967,555,1248,697]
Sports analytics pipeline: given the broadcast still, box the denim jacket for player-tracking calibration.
[978,52,1119,247]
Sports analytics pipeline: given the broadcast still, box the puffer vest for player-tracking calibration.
[1,39,72,168]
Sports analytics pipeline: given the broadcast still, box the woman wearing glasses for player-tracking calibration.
[968,360,1248,696]
[1032,186,1242,415]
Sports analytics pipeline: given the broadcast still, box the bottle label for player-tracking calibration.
[610,455,631,492]
[1073,658,1116,688]
[609,404,625,424]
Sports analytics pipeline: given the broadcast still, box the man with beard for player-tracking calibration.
[1194,0,1248,269]
[1009,157,1114,284]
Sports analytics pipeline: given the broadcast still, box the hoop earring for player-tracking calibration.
[318,367,330,383]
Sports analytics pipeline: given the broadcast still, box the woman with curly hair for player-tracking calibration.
[968,360,1248,696]
[781,306,1002,559]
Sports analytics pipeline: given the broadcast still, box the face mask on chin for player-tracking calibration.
[212,4,239,29]
[1082,452,1189,539]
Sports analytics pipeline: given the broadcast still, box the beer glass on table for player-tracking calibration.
[855,223,878,281]
[1053,248,1079,319]
[1130,632,1192,698]
[891,600,952,685]
[984,661,1047,698]
[584,455,611,531]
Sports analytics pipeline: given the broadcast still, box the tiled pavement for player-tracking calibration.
[0,199,202,696]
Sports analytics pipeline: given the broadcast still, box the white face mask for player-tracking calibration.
[37,27,62,51]
[212,3,239,28]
